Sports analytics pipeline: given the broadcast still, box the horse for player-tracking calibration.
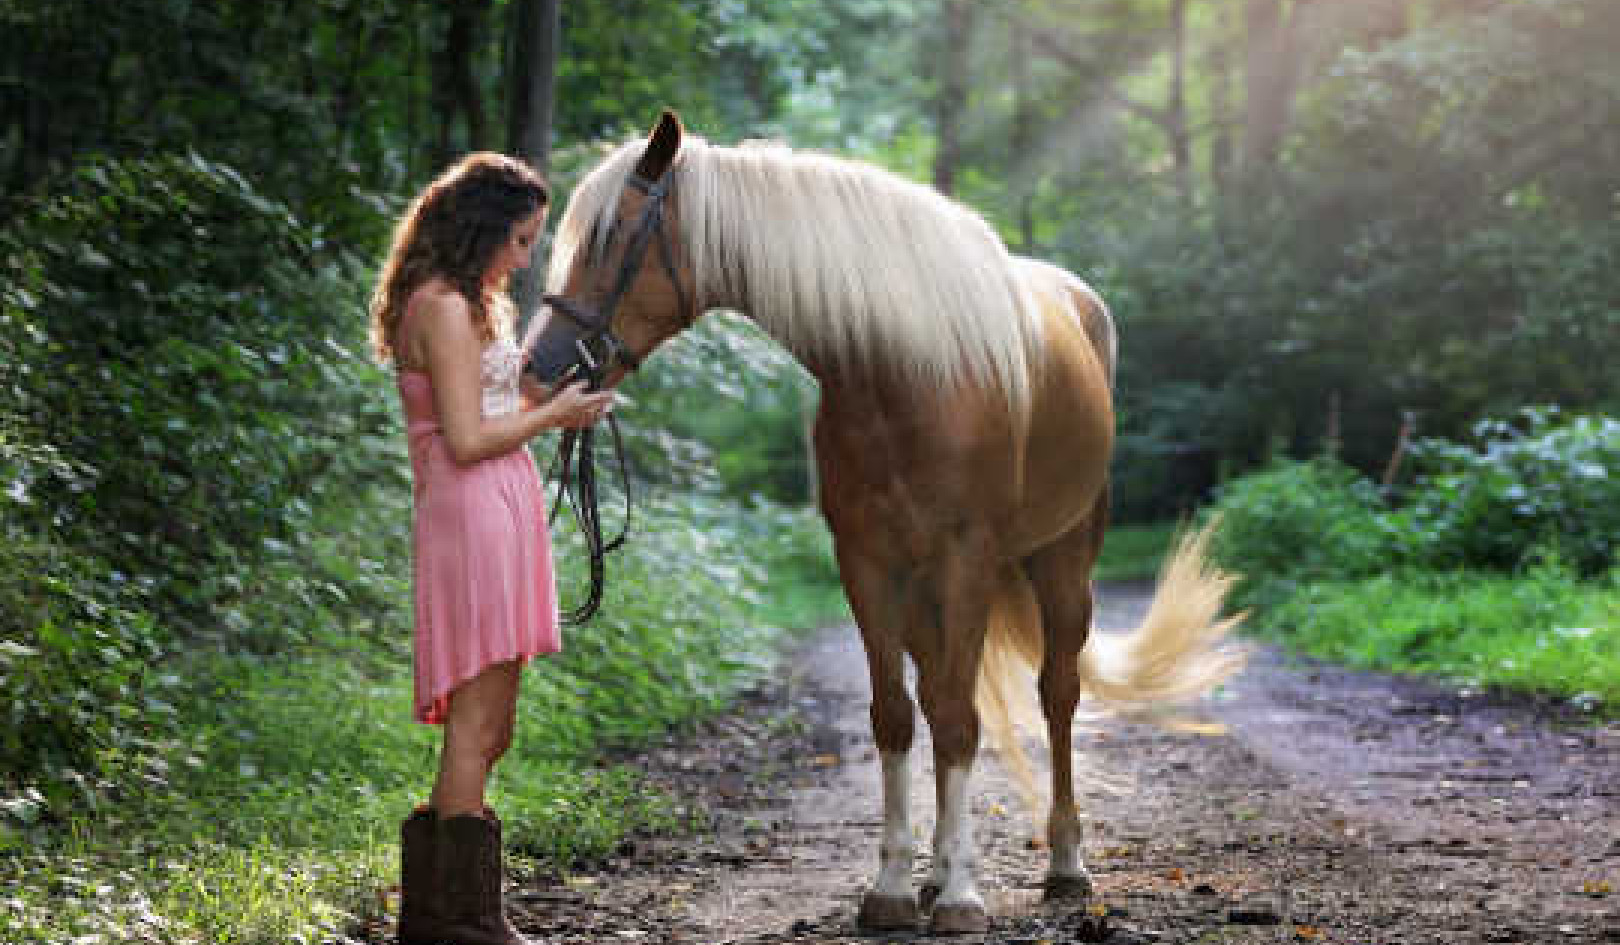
[530,110,1245,935]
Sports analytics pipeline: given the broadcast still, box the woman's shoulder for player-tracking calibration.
[407,279,475,335]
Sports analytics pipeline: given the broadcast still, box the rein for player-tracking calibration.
[530,169,689,624]
[544,406,632,625]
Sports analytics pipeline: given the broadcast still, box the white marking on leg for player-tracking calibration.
[931,765,984,910]
[1048,803,1088,880]
[873,750,915,899]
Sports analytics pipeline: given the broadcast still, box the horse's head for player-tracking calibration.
[528,110,696,390]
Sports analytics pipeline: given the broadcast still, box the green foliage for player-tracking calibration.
[1206,410,1619,705]
[1398,409,1620,575]
[1093,521,1180,584]
[606,313,818,504]
[0,489,836,944]
[1262,564,1620,711]
[4,153,398,634]
[1207,410,1619,608]
[0,151,406,808]
[0,541,170,817]
[1207,456,1394,603]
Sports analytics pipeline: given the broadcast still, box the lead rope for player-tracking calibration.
[545,406,634,625]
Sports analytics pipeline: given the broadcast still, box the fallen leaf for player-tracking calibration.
[1164,867,1186,882]
[1294,925,1324,941]
[1087,902,1108,917]
[1583,879,1613,896]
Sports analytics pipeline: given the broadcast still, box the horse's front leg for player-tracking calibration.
[840,548,922,931]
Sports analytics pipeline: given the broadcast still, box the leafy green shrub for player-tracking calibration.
[0,486,830,944]
[0,536,180,821]
[1208,409,1619,597]
[0,152,406,813]
[609,312,819,504]
[1206,456,1395,608]
[1399,408,1620,575]
[2,152,398,641]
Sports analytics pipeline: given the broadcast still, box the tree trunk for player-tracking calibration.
[1242,0,1304,178]
[1010,14,1036,251]
[1208,7,1236,204]
[431,0,491,168]
[931,0,974,196]
[1168,0,1192,207]
[505,0,535,158]
[508,0,561,320]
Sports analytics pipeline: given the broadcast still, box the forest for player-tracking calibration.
[2,0,1616,942]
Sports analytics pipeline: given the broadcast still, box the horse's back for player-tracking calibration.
[1014,256,1114,386]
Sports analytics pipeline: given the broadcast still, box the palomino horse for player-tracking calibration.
[532,111,1245,934]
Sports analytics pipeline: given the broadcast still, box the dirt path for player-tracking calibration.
[513,583,1620,944]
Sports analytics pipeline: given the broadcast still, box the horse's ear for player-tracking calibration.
[634,109,683,182]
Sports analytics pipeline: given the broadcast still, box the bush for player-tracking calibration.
[1207,455,1395,608]
[1208,409,1620,599]
[0,152,404,809]
[2,152,398,641]
[1398,408,1620,575]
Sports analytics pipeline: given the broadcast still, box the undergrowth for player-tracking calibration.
[1259,561,1620,709]
[1094,522,1179,584]
[0,490,838,945]
[1207,408,1619,710]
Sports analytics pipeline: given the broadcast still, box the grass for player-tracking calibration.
[727,518,1182,625]
[1256,562,1620,710]
[0,493,838,945]
[1095,521,1180,583]
[0,647,696,944]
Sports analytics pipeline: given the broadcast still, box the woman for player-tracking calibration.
[369,152,613,945]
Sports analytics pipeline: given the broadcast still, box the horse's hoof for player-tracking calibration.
[930,902,990,935]
[857,892,920,930]
[919,883,941,910]
[1042,871,1095,901]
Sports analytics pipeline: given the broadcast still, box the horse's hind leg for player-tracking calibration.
[1025,492,1108,900]
[838,546,922,931]
[911,546,995,934]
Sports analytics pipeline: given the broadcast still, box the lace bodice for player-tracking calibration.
[480,334,524,418]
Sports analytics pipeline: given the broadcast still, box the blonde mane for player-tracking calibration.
[548,135,1042,412]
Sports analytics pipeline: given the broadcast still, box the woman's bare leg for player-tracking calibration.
[430,659,523,816]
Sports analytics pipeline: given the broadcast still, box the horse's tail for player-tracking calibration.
[974,563,1046,814]
[974,520,1246,814]
[1075,521,1247,712]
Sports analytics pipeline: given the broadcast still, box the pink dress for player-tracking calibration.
[397,327,560,725]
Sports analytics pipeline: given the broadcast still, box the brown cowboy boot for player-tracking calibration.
[434,810,532,945]
[397,805,444,945]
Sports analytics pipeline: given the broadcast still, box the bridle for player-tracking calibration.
[527,167,692,623]
[537,170,692,387]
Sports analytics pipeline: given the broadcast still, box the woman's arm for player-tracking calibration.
[417,289,612,466]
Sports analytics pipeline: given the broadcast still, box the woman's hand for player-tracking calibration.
[539,380,615,429]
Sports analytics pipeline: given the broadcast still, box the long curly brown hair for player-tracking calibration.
[369,153,549,362]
